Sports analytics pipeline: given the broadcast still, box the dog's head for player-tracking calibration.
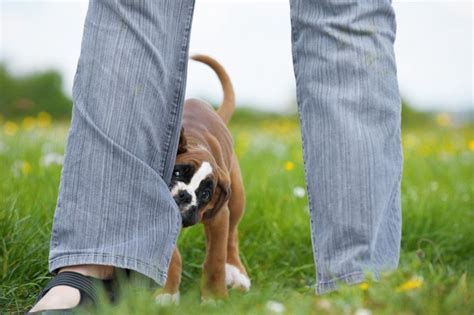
[170,129,231,227]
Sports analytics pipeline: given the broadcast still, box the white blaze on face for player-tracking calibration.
[171,161,213,209]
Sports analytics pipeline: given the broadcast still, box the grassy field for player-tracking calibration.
[0,111,473,314]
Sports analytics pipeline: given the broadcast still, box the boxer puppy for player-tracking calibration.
[155,55,250,304]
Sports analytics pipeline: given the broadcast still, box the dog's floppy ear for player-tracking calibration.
[177,127,187,154]
[203,168,231,220]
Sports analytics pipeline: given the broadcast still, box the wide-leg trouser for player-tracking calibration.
[49,0,196,286]
[49,0,402,294]
[290,0,402,294]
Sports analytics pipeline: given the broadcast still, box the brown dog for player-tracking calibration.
[155,55,249,304]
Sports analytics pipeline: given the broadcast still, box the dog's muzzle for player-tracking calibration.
[175,190,192,205]
[181,206,198,227]
[173,190,199,227]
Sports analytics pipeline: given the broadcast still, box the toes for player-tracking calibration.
[29,286,81,312]
[201,298,224,306]
[155,292,180,305]
[225,263,251,291]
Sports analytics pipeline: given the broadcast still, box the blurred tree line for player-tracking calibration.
[0,64,71,119]
[0,63,432,127]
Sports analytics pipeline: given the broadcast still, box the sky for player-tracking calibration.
[1,0,472,112]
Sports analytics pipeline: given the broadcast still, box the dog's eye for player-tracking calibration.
[200,190,211,202]
[173,170,181,177]
[184,165,194,176]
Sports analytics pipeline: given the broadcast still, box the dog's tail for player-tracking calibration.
[190,54,235,124]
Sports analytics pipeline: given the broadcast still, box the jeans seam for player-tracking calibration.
[49,253,167,280]
[158,2,196,183]
[371,140,403,259]
[318,271,365,285]
[50,253,160,270]
[156,1,195,269]
[317,271,373,294]
[289,0,323,283]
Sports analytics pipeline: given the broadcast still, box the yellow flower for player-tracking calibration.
[284,161,294,171]
[435,113,452,127]
[21,161,32,175]
[358,282,369,291]
[419,144,432,157]
[4,121,19,136]
[403,134,420,149]
[468,140,474,151]
[22,116,36,130]
[37,112,52,128]
[396,276,423,292]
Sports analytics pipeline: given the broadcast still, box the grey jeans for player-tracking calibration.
[49,0,402,294]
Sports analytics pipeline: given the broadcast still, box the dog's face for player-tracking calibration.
[170,130,230,227]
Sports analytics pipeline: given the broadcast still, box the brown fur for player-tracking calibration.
[160,55,247,300]
[190,54,235,124]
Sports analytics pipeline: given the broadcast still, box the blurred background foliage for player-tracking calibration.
[0,64,448,125]
[0,63,471,130]
[0,64,71,119]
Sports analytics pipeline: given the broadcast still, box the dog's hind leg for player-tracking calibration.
[225,158,251,291]
[155,247,181,305]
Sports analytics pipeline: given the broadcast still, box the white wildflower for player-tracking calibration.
[293,186,306,198]
[42,152,64,166]
[266,301,285,313]
[355,308,372,315]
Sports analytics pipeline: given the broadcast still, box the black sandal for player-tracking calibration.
[27,271,114,314]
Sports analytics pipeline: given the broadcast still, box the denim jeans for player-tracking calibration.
[49,0,402,294]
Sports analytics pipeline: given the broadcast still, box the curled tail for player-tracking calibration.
[190,54,235,124]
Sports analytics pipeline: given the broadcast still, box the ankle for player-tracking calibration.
[59,264,114,280]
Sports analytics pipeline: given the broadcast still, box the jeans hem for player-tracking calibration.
[49,253,167,286]
[316,271,368,295]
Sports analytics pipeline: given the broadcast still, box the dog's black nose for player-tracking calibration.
[177,190,192,204]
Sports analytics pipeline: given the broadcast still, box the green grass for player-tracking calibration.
[0,114,473,314]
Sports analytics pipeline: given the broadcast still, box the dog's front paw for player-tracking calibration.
[155,292,180,306]
[225,263,251,291]
[201,298,225,307]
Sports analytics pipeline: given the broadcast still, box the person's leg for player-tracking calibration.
[31,0,195,311]
[289,0,403,294]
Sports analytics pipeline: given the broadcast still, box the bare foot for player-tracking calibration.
[29,265,114,313]
[29,285,80,312]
